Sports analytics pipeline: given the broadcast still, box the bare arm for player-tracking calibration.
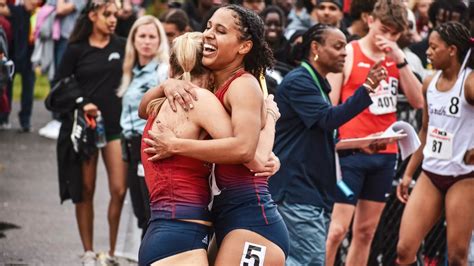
[145,75,265,164]
[138,79,199,119]
[56,0,76,16]
[398,63,424,109]
[464,72,474,105]
[397,75,432,203]
[375,35,424,109]
[245,96,279,171]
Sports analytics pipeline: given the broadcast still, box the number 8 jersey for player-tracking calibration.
[422,68,474,176]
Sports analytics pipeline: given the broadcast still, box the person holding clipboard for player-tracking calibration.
[268,23,387,265]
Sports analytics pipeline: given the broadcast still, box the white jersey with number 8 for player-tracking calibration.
[422,68,474,176]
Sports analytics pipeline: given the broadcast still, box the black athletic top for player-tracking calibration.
[55,34,126,135]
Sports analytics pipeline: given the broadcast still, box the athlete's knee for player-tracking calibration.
[447,247,467,266]
[352,223,377,243]
[327,223,348,244]
[82,184,95,201]
[396,241,416,264]
[110,185,126,201]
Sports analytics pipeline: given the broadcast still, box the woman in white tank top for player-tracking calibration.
[395,22,474,265]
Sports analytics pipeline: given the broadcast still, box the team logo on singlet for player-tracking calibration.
[357,62,371,68]
[108,52,121,61]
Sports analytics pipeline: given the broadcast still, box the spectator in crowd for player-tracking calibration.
[238,0,266,13]
[273,0,293,17]
[285,0,316,40]
[396,21,474,266]
[412,0,432,38]
[0,0,38,132]
[269,23,386,265]
[409,0,468,68]
[115,0,137,38]
[182,0,220,31]
[397,12,428,81]
[53,0,127,264]
[140,5,288,265]
[0,0,12,120]
[159,8,190,47]
[117,15,169,237]
[347,0,377,40]
[38,0,87,139]
[313,0,351,39]
[261,5,292,82]
[326,0,424,265]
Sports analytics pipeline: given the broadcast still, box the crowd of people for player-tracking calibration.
[0,0,472,265]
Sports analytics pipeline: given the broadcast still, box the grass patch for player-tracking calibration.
[12,73,50,101]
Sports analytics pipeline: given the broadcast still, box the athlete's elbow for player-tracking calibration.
[234,146,255,163]
[411,97,424,109]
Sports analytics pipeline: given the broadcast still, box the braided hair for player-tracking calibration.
[223,4,275,78]
[292,23,335,61]
[433,21,474,69]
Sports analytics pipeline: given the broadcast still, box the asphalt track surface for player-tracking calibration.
[0,100,139,265]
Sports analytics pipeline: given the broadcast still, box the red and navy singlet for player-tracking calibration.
[212,70,280,227]
[141,116,212,221]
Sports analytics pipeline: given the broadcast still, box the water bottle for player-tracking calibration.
[95,112,107,148]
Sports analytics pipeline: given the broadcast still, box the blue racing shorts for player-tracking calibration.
[335,152,397,205]
[212,190,290,258]
[138,219,211,266]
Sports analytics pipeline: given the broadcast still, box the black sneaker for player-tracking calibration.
[18,127,32,133]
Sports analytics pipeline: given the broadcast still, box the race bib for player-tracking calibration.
[369,77,398,115]
[424,126,454,160]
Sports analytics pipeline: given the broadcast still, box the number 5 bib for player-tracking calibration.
[369,77,398,115]
[424,126,454,160]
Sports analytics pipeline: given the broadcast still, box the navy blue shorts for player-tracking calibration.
[212,191,290,258]
[138,219,211,266]
[335,152,397,205]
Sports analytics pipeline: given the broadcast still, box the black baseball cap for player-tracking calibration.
[317,0,343,10]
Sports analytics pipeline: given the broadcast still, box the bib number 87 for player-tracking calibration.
[432,140,443,153]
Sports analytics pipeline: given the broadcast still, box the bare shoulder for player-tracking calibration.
[464,71,474,105]
[193,88,221,107]
[420,73,437,95]
[227,73,262,98]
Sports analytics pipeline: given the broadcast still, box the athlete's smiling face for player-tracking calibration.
[202,8,252,71]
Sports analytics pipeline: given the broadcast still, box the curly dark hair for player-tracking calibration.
[223,4,275,78]
[433,21,474,69]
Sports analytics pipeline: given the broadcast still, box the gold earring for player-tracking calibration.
[313,54,319,62]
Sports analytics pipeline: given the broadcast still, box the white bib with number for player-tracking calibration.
[424,126,454,160]
[369,77,398,115]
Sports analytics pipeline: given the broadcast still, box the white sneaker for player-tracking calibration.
[81,251,96,266]
[0,122,11,130]
[97,252,119,266]
[38,120,61,139]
